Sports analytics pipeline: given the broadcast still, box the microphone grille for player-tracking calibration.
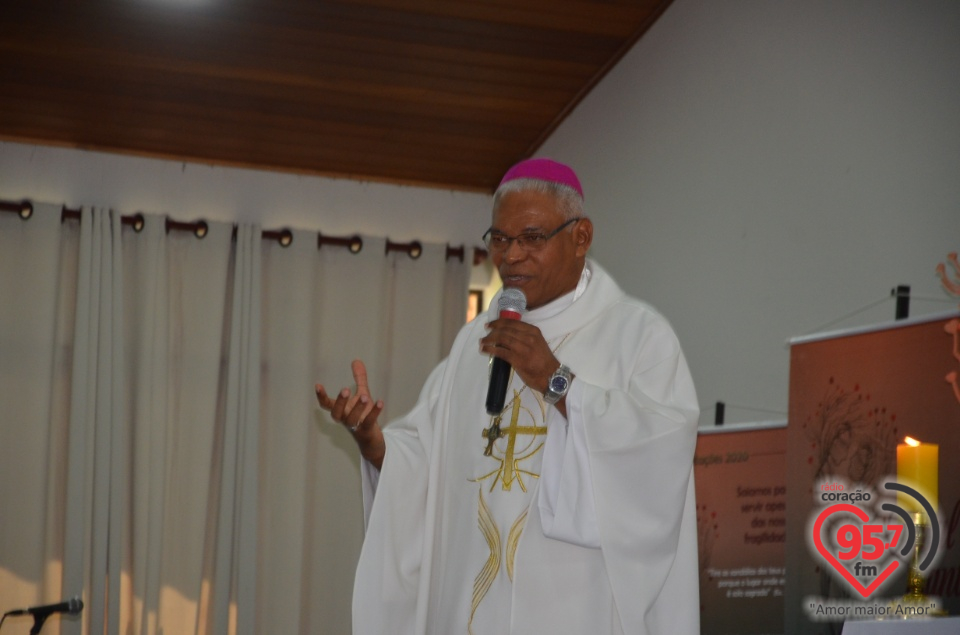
[498,288,526,314]
[68,597,84,615]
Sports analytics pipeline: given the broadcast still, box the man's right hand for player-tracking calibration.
[315,359,386,470]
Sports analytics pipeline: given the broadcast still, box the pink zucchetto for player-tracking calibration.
[498,158,583,199]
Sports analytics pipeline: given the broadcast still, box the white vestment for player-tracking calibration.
[354,261,700,635]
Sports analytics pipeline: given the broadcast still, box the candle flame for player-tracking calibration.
[904,436,921,447]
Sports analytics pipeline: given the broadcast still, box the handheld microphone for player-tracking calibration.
[485,288,526,415]
[4,597,84,617]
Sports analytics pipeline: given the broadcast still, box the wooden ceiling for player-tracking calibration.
[0,0,671,192]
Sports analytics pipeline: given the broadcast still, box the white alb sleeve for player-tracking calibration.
[537,378,601,548]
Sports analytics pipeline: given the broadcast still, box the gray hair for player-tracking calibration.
[492,177,584,221]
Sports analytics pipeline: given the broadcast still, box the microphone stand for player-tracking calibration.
[29,612,49,635]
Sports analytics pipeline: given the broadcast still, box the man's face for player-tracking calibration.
[490,189,592,310]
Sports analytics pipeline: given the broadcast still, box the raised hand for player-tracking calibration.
[315,359,386,469]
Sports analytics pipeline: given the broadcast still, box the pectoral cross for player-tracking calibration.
[482,417,505,456]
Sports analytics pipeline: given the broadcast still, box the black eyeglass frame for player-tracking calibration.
[482,217,582,253]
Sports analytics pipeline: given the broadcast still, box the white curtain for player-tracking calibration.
[0,203,472,635]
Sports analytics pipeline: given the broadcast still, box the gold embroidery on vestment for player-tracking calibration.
[467,333,571,632]
[506,508,528,583]
[469,489,501,635]
[472,390,547,492]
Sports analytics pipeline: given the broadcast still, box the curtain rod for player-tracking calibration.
[1,200,487,265]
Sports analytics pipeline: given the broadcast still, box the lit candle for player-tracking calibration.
[896,437,939,515]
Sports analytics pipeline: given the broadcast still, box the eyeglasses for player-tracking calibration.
[482,217,581,253]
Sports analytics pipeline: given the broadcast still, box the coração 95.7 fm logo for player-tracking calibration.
[808,479,940,599]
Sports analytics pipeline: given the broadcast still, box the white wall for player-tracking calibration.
[540,0,960,425]
[0,141,492,246]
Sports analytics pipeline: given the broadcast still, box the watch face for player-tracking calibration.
[550,375,569,393]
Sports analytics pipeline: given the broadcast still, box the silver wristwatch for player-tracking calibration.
[543,364,573,405]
